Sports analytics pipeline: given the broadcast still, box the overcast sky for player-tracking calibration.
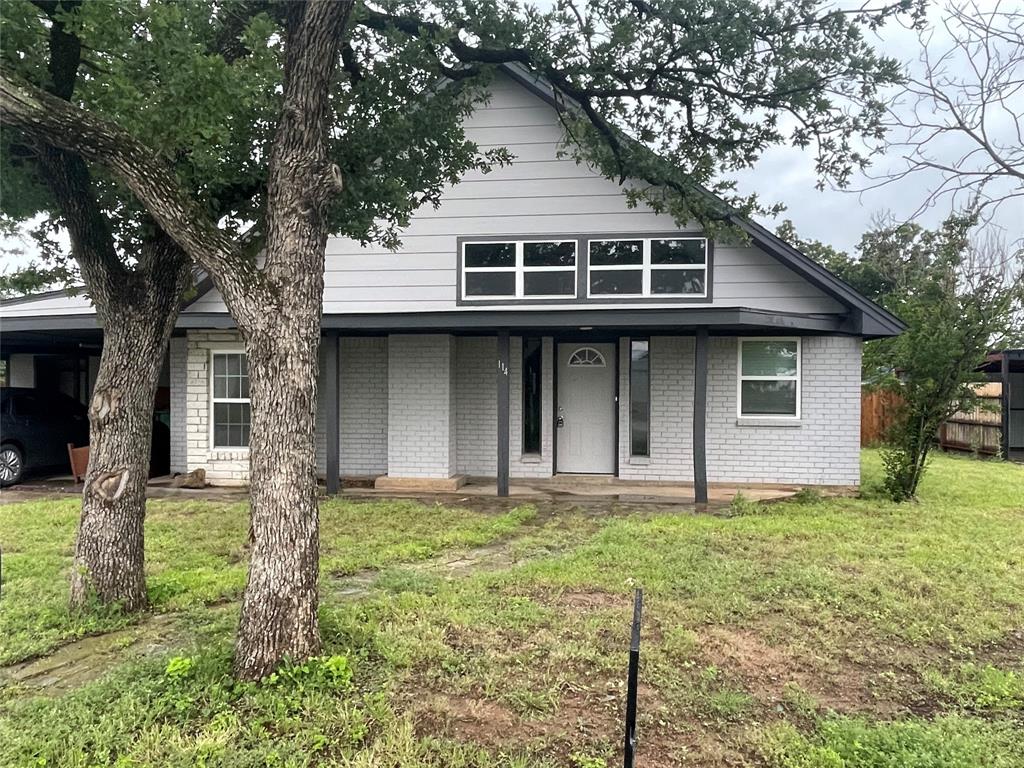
[732,1,1022,254]
[2,1,1020,278]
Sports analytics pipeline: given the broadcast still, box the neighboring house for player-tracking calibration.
[0,64,904,496]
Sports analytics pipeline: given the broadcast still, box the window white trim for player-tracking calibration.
[461,240,577,300]
[587,237,708,299]
[736,337,801,420]
[209,349,251,450]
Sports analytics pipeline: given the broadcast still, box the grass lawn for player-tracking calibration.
[0,450,1022,767]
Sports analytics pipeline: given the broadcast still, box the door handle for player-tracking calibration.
[556,416,565,428]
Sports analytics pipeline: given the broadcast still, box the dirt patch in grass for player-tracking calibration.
[973,627,1024,667]
[415,693,521,748]
[554,589,626,612]
[410,684,698,767]
[699,624,909,717]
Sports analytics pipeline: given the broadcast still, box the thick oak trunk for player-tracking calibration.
[69,311,171,610]
[231,0,351,680]
[233,328,323,677]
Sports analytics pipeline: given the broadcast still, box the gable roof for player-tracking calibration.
[497,62,905,338]
[2,64,904,338]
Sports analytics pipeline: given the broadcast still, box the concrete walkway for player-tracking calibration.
[1,472,810,508]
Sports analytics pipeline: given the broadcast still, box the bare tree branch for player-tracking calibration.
[868,0,1024,221]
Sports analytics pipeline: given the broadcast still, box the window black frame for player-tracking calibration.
[456,233,713,305]
[522,336,543,455]
[629,338,651,457]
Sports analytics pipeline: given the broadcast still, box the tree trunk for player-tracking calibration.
[233,326,323,677]
[230,0,351,680]
[69,310,172,610]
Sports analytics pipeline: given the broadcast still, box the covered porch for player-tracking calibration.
[310,307,865,501]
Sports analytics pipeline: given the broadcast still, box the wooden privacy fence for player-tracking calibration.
[861,389,903,445]
[939,394,1002,455]
[861,387,1002,455]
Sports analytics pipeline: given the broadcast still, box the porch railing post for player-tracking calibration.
[497,329,511,497]
[325,331,341,495]
[693,329,709,505]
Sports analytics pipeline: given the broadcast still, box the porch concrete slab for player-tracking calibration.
[344,476,801,506]
[2,472,810,508]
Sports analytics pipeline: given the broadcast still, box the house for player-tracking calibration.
[0,64,904,499]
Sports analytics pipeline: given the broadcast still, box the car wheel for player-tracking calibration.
[0,444,24,487]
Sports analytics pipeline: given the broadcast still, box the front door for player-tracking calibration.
[556,343,616,473]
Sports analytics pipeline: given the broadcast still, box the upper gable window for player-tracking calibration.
[588,237,708,298]
[462,240,576,300]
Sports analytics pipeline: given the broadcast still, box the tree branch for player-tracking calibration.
[0,70,261,319]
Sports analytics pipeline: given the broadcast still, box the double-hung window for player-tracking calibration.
[737,339,800,418]
[211,352,251,448]
[461,240,576,299]
[588,237,707,298]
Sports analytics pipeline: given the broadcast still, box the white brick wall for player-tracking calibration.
[618,336,696,482]
[169,336,188,474]
[616,335,861,485]
[454,336,555,478]
[387,334,457,478]
[455,337,496,475]
[170,328,860,487]
[706,336,861,485]
[182,330,250,485]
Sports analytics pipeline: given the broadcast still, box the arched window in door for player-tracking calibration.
[567,347,607,367]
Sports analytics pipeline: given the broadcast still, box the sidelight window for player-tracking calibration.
[522,337,543,454]
[629,340,650,456]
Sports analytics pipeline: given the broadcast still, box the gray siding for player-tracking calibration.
[184,74,844,318]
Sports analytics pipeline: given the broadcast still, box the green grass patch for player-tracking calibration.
[923,662,1024,712]
[760,714,1024,768]
[1,451,1022,766]
[0,497,537,664]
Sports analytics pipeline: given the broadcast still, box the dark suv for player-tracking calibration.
[0,387,90,486]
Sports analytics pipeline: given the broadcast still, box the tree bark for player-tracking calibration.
[233,327,323,675]
[70,284,184,610]
[36,146,190,611]
[232,0,352,680]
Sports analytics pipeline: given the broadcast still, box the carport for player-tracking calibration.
[979,349,1024,462]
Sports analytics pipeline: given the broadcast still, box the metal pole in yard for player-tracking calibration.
[624,588,643,768]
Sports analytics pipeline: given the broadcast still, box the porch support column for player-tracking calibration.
[1001,352,1010,460]
[693,329,709,506]
[497,329,511,497]
[325,331,341,496]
